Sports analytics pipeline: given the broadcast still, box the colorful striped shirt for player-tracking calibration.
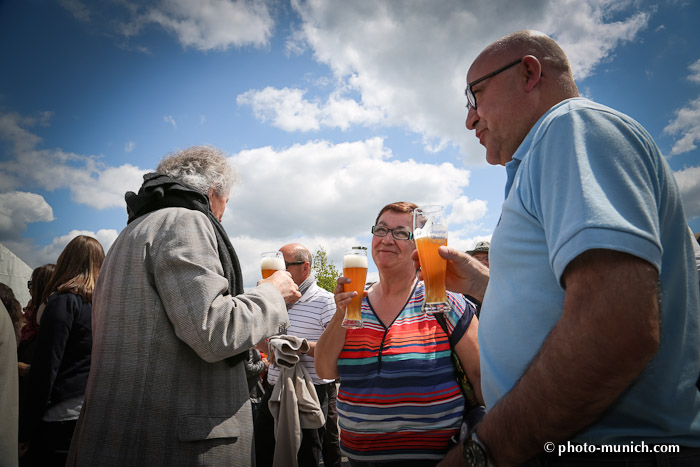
[337,281,474,462]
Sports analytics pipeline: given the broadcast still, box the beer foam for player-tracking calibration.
[343,254,368,268]
[261,256,285,270]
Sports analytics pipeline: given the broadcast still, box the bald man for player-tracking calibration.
[254,243,340,467]
[434,31,700,466]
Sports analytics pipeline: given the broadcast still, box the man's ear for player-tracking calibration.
[521,55,542,92]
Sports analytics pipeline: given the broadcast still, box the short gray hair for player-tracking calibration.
[156,145,236,197]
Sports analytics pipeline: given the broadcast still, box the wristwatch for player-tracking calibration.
[462,431,491,467]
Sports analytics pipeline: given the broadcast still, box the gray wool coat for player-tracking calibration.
[67,207,289,467]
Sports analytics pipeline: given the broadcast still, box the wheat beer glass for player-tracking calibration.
[260,251,285,279]
[414,205,450,314]
[342,247,368,329]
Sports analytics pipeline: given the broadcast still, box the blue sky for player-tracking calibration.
[1,0,699,289]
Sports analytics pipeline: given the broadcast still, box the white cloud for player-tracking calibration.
[665,97,700,156]
[688,58,700,84]
[664,59,700,157]
[235,0,649,162]
[0,192,54,240]
[236,86,384,132]
[0,112,147,211]
[122,0,275,51]
[163,115,177,128]
[59,0,91,22]
[125,141,136,152]
[674,165,700,221]
[221,137,489,288]
[34,229,119,265]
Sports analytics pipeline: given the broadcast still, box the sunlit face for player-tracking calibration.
[466,55,530,166]
[371,210,416,271]
[209,189,229,222]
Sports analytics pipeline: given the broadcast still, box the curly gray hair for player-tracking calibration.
[156,145,236,197]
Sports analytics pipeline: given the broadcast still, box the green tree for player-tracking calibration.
[312,247,340,292]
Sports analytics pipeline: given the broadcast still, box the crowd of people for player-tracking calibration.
[2,29,700,467]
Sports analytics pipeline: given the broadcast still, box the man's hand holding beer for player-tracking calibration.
[412,246,489,302]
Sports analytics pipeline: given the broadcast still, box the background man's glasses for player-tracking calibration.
[285,261,306,268]
[465,58,522,111]
[371,225,414,240]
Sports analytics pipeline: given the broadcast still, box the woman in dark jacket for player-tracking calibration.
[19,236,104,467]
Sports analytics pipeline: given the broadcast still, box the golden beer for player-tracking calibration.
[342,249,368,329]
[260,252,284,279]
[416,237,448,305]
[414,205,451,314]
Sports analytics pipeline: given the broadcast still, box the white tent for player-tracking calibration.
[0,243,32,308]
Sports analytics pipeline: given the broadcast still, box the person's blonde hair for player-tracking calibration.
[42,235,105,304]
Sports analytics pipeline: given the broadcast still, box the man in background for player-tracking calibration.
[467,241,490,268]
[255,243,340,467]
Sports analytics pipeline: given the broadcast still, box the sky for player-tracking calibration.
[1,0,699,289]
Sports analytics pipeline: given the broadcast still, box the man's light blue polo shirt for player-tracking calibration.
[480,97,700,445]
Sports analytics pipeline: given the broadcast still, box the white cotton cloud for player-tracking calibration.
[33,229,119,265]
[120,0,275,51]
[235,0,649,163]
[125,141,135,152]
[0,192,54,240]
[221,137,489,288]
[664,59,700,157]
[0,111,147,211]
[688,58,700,84]
[59,0,91,22]
[236,86,385,132]
[674,165,700,221]
[664,97,700,156]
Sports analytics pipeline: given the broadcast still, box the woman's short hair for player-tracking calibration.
[156,145,236,197]
[374,202,419,225]
[41,236,105,304]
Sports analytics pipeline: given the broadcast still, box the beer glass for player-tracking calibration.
[414,205,450,314]
[260,251,285,279]
[342,247,368,329]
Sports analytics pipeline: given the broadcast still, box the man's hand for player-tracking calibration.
[437,443,463,466]
[18,362,30,377]
[259,271,301,304]
[412,246,489,301]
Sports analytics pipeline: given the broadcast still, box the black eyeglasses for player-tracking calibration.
[285,261,306,268]
[465,58,522,111]
[371,225,413,241]
[27,280,32,289]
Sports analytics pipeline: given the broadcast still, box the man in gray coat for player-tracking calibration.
[67,145,300,466]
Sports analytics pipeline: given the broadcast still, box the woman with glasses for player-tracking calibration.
[315,202,482,466]
[19,236,104,467]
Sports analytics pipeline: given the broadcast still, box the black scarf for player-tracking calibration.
[126,173,243,297]
[125,173,246,365]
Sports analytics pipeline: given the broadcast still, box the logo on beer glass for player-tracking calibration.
[342,247,367,329]
[260,251,285,279]
[414,205,451,314]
